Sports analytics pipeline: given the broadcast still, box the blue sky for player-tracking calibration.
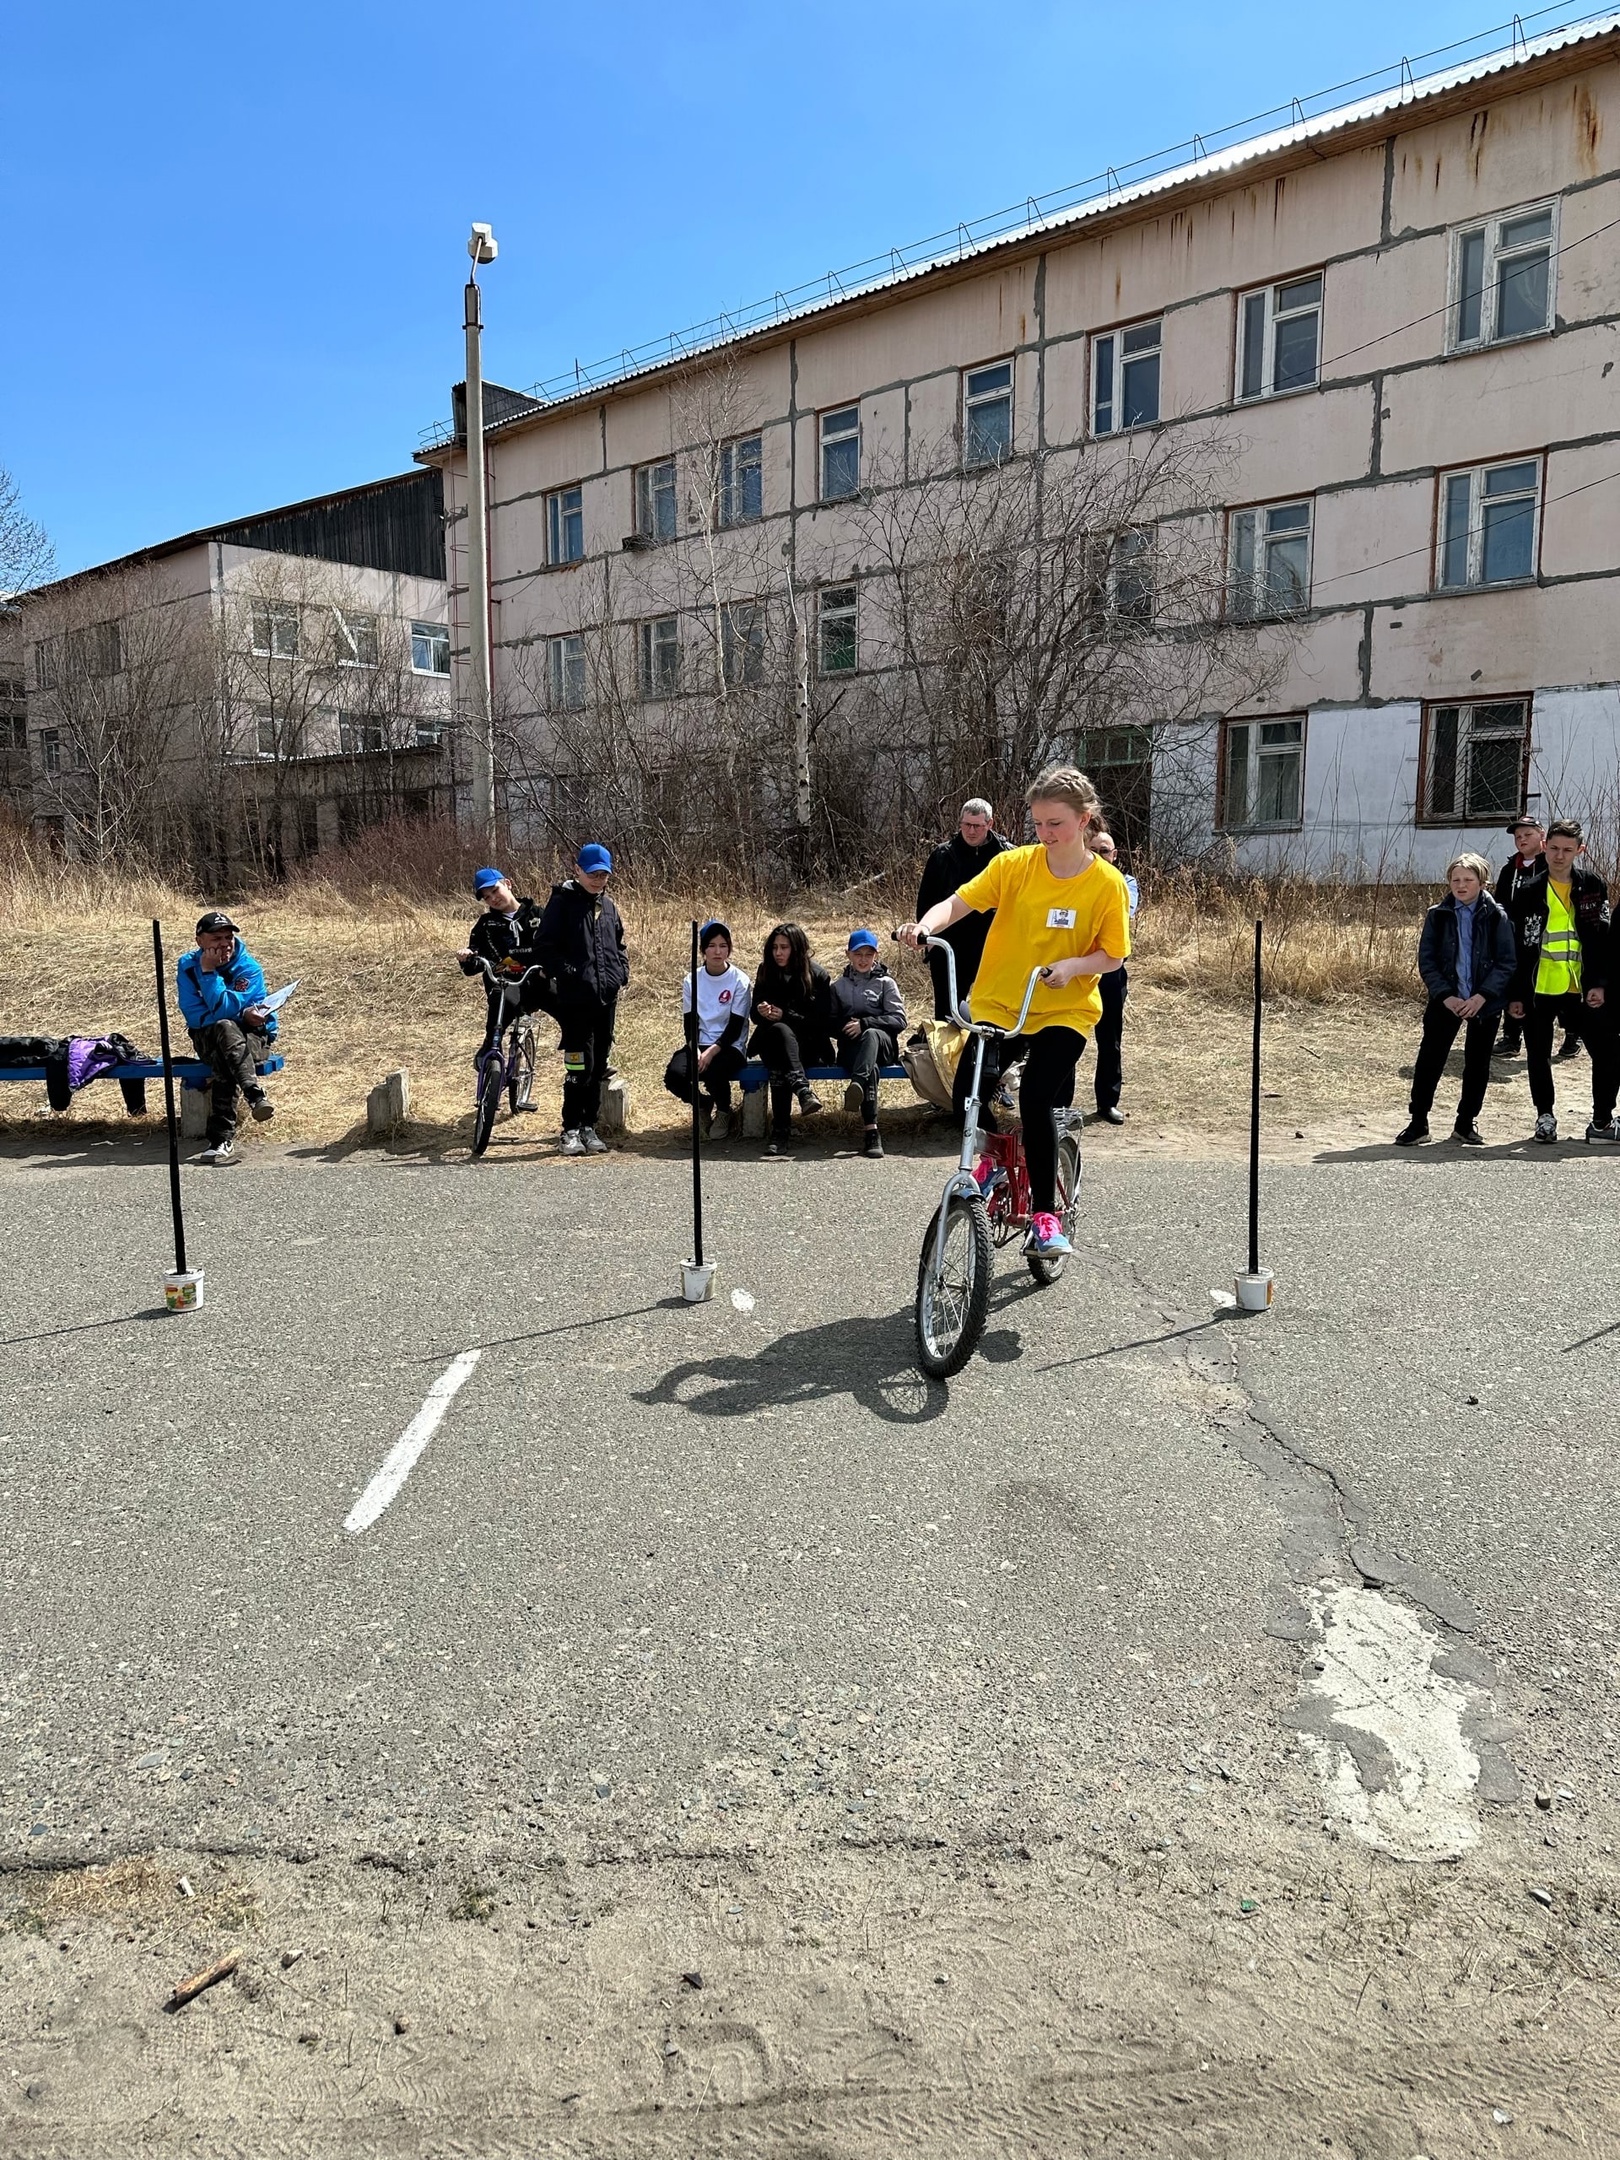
[4,0,1550,573]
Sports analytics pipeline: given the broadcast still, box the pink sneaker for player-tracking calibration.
[972,1158,995,1189]
[1028,1211,1072,1257]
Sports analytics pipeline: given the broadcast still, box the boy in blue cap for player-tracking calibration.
[456,868,551,1085]
[176,909,278,1166]
[536,843,630,1155]
[827,928,907,1157]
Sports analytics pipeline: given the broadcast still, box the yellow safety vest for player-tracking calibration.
[1535,881,1582,998]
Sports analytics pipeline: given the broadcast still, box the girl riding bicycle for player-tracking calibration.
[901,764,1130,1259]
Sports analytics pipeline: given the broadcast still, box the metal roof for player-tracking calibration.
[417,4,1620,453]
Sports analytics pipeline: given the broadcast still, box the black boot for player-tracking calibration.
[789,1065,823,1116]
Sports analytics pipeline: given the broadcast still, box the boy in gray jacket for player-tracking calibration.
[828,928,906,1158]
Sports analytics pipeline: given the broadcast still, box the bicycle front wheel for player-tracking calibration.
[471,1050,505,1158]
[1027,1131,1082,1286]
[509,1017,537,1111]
[916,1193,992,1378]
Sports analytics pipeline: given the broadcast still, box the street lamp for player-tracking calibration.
[464,223,498,847]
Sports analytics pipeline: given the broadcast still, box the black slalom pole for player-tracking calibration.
[153,919,200,1308]
[1248,916,1262,1278]
[682,917,712,1300]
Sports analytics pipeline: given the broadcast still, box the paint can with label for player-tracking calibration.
[164,1268,205,1313]
[682,1258,717,1304]
[1234,1268,1273,1313]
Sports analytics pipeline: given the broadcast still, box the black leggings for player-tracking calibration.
[954,1025,1085,1215]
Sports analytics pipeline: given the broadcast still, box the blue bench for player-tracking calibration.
[735,1057,909,1137]
[0,1055,285,1118]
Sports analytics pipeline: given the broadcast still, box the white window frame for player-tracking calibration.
[720,435,764,527]
[1436,457,1541,592]
[1106,528,1154,623]
[250,601,300,660]
[818,584,858,675]
[1447,199,1558,354]
[1228,500,1313,620]
[1220,716,1306,832]
[333,608,378,667]
[33,638,59,692]
[547,484,585,564]
[1236,273,1323,401]
[819,407,861,502]
[39,727,62,776]
[1421,697,1531,825]
[415,722,445,748]
[1092,319,1162,435]
[638,615,680,699]
[635,460,678,543]
[338,717,387,756]
[722,600,765,687]
[962,360,1014,467]
[410,620,450,676]
[548,632,587,711]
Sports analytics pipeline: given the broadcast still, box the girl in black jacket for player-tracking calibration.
[750,922,832,1155]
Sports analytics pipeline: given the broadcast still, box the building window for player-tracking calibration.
[820,407,860,501]
[1422,698,1529,824]
[255,711,277,758]
[39,728,61,776]
[723,602,765,687]
[251,602,300,659]
[963,362,1013,466]
[635,459,678,543]
[339,718,387,755]
[720,435,763,526]
[1108,529,1154,623]
[1437,458,1539,589]
[1093,321,1161,434]
[549,632,587,711]
[1221,717,1305,830]
[1237,274,1322,400]
[1,714,24,754]
[547,484,585,564]
[639,616,680,698]
[818,585,858,675]
[415,722,445,748]
[33,638,59,692]
[411,620,450,675]
[1229,500,1312,619]
[1451,202,1556,351]
[334,609,378,667]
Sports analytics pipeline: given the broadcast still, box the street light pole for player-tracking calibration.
[463,223,498,847]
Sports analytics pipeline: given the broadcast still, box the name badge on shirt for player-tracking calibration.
[1046,907,1076,929]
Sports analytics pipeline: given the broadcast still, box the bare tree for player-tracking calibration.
[0,466,54,598]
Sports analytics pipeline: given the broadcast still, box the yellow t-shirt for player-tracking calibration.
[955,845,1132,1034]
[1535,879,1581,997]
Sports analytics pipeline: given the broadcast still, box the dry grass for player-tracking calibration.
[2,1856,261,1937]
[0,844,1437,1155]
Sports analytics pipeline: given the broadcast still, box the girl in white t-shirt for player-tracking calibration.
[663,920,754,1138]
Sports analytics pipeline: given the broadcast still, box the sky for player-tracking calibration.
[2,0,1568,574]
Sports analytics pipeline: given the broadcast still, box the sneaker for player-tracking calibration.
[1394,1119,1430,1146]
[560,1128,586,1157]
[1452,1122,1485,1146]
[765,1133,791,1158]
[1492,1037,1521,1057]
[1557,1036,1583,1061]
[843,1080,863,1115]
[580,1126,608,1154]
[1095,1105,1126,1126]
[1584,1118,1620,1145]
[199,1138,239,1167]
[797,1087,824,1117]
[1027,1211,1072,1257]
[863,1127,884,1159]
[247,1091,275,1124]
[710,1109,731,1141]
[1533,1111,1558,1144]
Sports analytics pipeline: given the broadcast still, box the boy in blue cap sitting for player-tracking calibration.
[456,867,551,1091]
[827,928,907,1158]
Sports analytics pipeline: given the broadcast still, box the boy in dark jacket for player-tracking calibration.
[1491,815,1579,1058]
[915,800,1008,1019]
[175,909,278,1166]
[534,843,630,1156]
[456,868,551,1080]
[1396,854,1517,1146]
[1503,818,1615,1143]
[829,928,907,1158]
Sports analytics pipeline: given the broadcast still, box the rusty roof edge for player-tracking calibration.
[414,8,1620,465]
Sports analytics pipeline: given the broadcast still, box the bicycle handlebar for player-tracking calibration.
[474,957,547,994]
[894,930,1046,1037]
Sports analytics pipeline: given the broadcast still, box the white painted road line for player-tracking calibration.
[343,1350,482,1535]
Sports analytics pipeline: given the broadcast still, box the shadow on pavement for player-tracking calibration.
[637,1306,973,1425]
[1,1306,171,1348]
[409,1298,686,1362]
[1312,1136,1592,1163]
[1032,1312,1227,1373]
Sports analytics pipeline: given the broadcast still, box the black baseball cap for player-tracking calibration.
[195,910,239,937]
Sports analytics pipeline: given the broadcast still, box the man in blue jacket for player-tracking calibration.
[176,909,277,1166]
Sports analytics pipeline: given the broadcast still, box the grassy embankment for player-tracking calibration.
[0,834,1433,1156]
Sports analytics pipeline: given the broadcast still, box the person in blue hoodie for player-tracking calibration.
[175,909,277,1165]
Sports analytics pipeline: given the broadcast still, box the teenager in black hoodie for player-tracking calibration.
[456,868,551,1075]
[534,843,630,1156]
[749,921,832,1155]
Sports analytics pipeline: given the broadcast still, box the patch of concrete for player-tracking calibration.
[1297,1586,1482,1862]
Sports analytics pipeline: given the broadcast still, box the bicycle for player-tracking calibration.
[905,933,1083,1379]
[471,957,546,1159]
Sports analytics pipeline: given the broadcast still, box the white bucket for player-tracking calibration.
[1234,1268,1274,1313]
[164,1268,205,1313]
[682,1259,717,1304]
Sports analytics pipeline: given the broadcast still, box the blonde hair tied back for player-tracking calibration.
[1025,764,1102,824]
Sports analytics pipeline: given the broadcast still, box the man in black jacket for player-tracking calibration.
[535,843,630,1156]
[915,799,1008,1019]
[456,868,551,1088]
[1502,818,1615,1144]
[1396,853,1517,1146]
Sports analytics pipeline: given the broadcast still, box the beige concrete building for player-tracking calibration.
[16,473,453,875]
[423,14,1620,877]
